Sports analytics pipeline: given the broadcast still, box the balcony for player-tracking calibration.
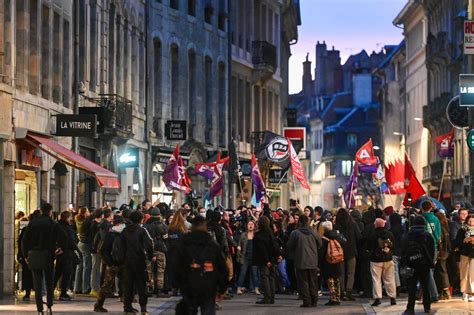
[423,160,451,184]
[79,94,133,139]
[251,41,277,83]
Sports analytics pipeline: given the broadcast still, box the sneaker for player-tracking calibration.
[59,295,72,301]
[390,298,396,305]
[94,305,108,313]
[255,287,261,295]
[236,287,243,295]
[141,312,149,315]
[463,293,469,302]
[256,299,272,305]
[90,290,98,297]
[403,310,415,315]
[469,295,474,302]
[371,299,381,307]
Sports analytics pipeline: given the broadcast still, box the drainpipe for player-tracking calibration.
[144,0,152,200]
[72,0,80,207]
[227,0,233,208]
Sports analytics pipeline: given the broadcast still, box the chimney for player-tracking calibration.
[303,53,313,105]
[352,73,372,106]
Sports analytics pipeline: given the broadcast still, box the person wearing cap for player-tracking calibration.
[142,207,169,298]
[368,218,396,307]
[94,215,126,313]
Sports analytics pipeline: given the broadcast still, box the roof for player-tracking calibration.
[321,92,352,119]
[393,0,420,25]
[376,40,405,70]
[324,102,380,133]
[343,50,369,70]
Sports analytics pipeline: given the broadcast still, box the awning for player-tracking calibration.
[24,133,120,189]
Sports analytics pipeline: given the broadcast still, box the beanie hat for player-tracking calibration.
[374,218,386,228]
[384,206,394,216]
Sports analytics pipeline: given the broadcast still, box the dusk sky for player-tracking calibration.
[289,0,407,93]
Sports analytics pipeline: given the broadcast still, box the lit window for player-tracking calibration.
[347,134,357,147]
[342,160,353,176]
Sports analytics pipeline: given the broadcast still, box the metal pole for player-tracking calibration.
[438,157,447,201]
[72,0,80,207]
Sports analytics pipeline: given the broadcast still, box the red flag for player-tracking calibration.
[287,138,310,190]
[404,152,416,187]
[162,145,191,193]
[434,128,454,158]
[384,158,406,194]
[356,139,378,173]
[402,173,426,207]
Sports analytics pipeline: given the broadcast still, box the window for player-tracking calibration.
[170,44,179,119]
[170,0,179,10]
[218,63,226,147]
[62,20,70,107]
[41,5,51,99]
[188,50,196,137]
[342,160,353,176]
[325,161,335,177]
[188,0,195,16]
[205,4,213,24]
[153,39,162,135]
[347,134,357,147]
[205,56,213,144]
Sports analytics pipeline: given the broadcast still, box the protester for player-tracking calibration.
[287,214,322,307]
[89,209,106,296]
[74,207,92,294]
[94,215,126,313]
[21,203,63,315]
[434,211,451,300]
[368,218,396,307]
[167,208,189,294]
[121,211,154,315]
[389,212,403,295]
[253,216,281,305]
[236,221,260,295]
[402,216,435,315]
[456,214,474,302]
[421,201,441,302]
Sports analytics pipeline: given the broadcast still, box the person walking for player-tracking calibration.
[435,211,452,300]
[236,221,260,295]
[54,211,81,301]
[173,216,228,315]
[121,211,154,315]
[253,216,281,305]
[334,208,361,300]
[89,209,107,296]
[21,203,63,315]
[389,212,404,296]
[287,214,322,307]
[456,214,474,302]
[74,207,92,294]
[94,215,126,313]
[368,218,396,307]
[402,216,435,315]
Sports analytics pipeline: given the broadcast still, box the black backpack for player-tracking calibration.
[405,239,428,268]
[185,243,219,295]
[111,234,125,265]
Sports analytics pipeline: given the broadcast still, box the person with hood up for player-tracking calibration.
[401,216,435,315]
[368,218,396,307]
[287,214,322,307]
[455,214,474,302]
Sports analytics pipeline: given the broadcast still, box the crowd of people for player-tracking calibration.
[14,198,474,315]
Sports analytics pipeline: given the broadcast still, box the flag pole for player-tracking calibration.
[292,175,299,202]
[438,157,448,201]
[269,169,290,198]
[348,180,355,208]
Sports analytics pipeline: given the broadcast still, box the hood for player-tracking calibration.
[182,231,213,246]
[298,225,313,235]
[350,209,362,221]
[99,220,112,230]
[410,225,426,235]
[146,217,162,225]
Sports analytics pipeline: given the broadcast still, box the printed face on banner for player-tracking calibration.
[265,137,289,162]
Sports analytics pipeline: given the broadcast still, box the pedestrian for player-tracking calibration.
[166,208,189,295]
[287,214,322,307]
[94,215,126,313]
[236,220,260,295]
[420,201,441,303]
[389,212,403,296]
[434,211,451,300]
[253,215,281,305]
[402,216,435,315]
[74,207,93,294]
[121,211,154,315]
[360,208,376,298]
[368,218,396,307]
[334,208,361,300]
[21,203,63,315]
[456,213,474,302]
[54,211,81,301]
[319,221,346,306]
[89,208,106,296]
[142,207,170,298]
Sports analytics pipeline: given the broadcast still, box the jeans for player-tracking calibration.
[285,259,297,292]
[278,259,290,288]
[91,253,102,291]
[428,268,439,300]
[74,242,92,293]
[54,258,73,296]
[259,265,276,301]
[96,265,120,308]
[407,267,431,312]
[237,259,259,289]
[393,256,401,288]
[340,256,356,293]
[32,268,54,312]
[296,269,318,306]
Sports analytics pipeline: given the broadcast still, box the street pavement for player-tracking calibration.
[1,293,474,314]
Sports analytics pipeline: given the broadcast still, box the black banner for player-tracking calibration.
[56,114,97,137]
[268,169,287,184]
[165,120,187,140]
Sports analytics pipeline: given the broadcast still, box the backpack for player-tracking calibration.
[376,237,393,259]
[405,239,428,268]
[111,234,125,265]
[93,228,107,254]
[185,243,220,294]
[323,237,344,264]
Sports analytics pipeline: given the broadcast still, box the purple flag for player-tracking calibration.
[194,163,215,180]
[251,154,266,202]
[195,153,230,200]
[163,145,191,193]
[343,162,358,208]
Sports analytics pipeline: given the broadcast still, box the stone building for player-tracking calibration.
[229,0,300,208]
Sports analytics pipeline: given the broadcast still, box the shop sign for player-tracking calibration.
[283,127,306,159]
[118,147,139,168]
[459,74,474,106]
[467,129,474,152]
[268,169,287,184]
[465,21,474,55]
[55,114,97,137]
[165,120,187,140]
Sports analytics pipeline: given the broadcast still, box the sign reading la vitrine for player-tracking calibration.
[55,114,97,137]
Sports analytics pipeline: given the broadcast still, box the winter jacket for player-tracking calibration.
[172,231,228,296]
[455,225,474,258]
[389,214,404,257]
[421,212,441,250]
[253,229,281,267]
[207,222,229,256]
[319,230,346,278]
[76,216,92,244]
[143,217,168,253]
[92,220,112,254]
[335,219,361,259]
[21,215,63,262]
[100,230,123,267]
[56,220,80,266]
[236,232,254,265]
[368,227,395,262]
[121,223,154,269]
[287,225,322,270]
[401,225,435,268]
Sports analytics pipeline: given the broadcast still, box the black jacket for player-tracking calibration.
[455,225,474,258]
[143,217,168,253]
[287,225,322,269]
[368,227,395,262]
[21,215,63,261]
[172,231,228,296]
[401,225,435,268]
[252,229,281,267]
[122,223,154,268]
[335,220,361,259]
[100,230,123,267]
[208,222,229,255]
[320,230,346,277]
[56,220,80,264]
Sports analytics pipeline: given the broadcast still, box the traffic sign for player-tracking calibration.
[467,130,474,152]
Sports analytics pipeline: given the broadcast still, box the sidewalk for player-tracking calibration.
[364,297,474,315]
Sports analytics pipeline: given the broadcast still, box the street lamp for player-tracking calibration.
[373,145,380,151]
[393,131,406,155]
